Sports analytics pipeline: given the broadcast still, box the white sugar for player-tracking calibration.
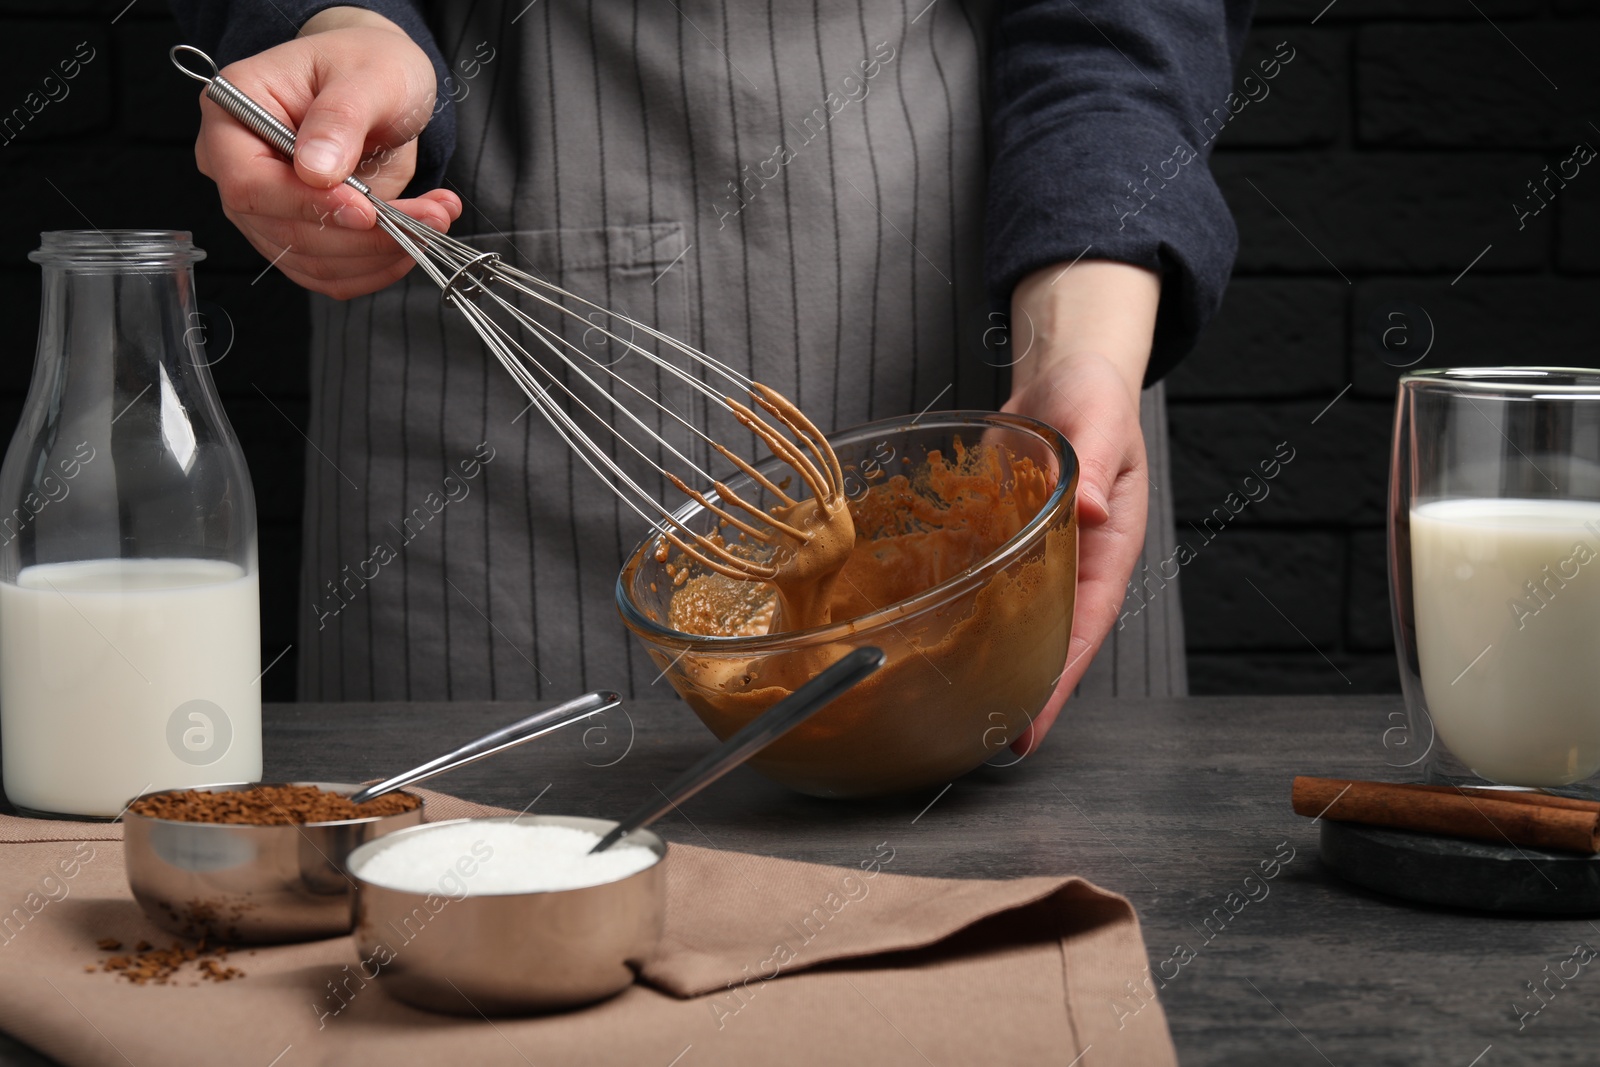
[354,821,658,895]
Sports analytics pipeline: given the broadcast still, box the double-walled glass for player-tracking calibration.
[0,231,260,818]
[1389,368,1600,795]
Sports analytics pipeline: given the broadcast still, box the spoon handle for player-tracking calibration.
[590,647,884,854]
[350,691,620,805]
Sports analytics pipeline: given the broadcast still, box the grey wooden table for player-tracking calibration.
[3,694,1594,1065]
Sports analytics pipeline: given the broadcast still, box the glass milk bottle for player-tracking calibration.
[0,231,261,818]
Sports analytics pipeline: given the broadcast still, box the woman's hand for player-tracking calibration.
[1001,260,1161,755]
[193,6,461,299]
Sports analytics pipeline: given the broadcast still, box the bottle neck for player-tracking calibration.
[5,230,254,576]
[36,261,204,386]
[28,229,212,398]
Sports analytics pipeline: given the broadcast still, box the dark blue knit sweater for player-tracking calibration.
[169,0,1253,381]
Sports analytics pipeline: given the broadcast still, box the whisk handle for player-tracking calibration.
[170,44,373,197]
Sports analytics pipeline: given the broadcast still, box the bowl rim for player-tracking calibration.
[614,409,1078,652]
[346,814,667,898]
[122,781,425,829]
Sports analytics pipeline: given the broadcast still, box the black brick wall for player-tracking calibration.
[1172,0,1595,693]
[0,1,1590,700]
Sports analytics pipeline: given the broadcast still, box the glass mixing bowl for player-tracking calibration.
[617,411,1078,798]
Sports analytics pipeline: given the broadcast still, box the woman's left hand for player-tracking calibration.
[999,260,1161,755]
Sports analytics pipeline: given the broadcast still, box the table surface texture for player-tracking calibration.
[2,694,1590,1066]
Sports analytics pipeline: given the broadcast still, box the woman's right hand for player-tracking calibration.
[193,7,462,299]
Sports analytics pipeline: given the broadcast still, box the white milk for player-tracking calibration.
[0,558,261,817]
[1411,498,1600,786]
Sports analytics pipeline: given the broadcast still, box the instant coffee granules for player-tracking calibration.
[87,937,243,985]
[126,784,420,825]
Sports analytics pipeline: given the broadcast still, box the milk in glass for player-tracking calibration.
[1410,497,1600,786]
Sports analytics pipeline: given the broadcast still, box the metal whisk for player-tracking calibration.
[171,45,844,582]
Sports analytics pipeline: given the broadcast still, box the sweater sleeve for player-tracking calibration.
[985,0,1254,383]
[166,0,456,197]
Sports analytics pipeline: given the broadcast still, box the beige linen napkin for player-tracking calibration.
[0,792,1175,1066]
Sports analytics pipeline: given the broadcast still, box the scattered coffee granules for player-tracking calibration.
[155,897,256,943]
[126,784,420,825]
[91,937,243,985]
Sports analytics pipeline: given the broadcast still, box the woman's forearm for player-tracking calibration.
[301,6,411,36]
[1006,259,1161,405]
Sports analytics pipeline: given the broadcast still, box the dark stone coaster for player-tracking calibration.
[1320,820,1600,915]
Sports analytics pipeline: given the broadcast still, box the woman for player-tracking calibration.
[173,0,1248,755]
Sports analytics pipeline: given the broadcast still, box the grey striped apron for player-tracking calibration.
[297,0,1185,703]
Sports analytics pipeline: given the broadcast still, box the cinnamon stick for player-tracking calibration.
[1290,776,1600,854]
